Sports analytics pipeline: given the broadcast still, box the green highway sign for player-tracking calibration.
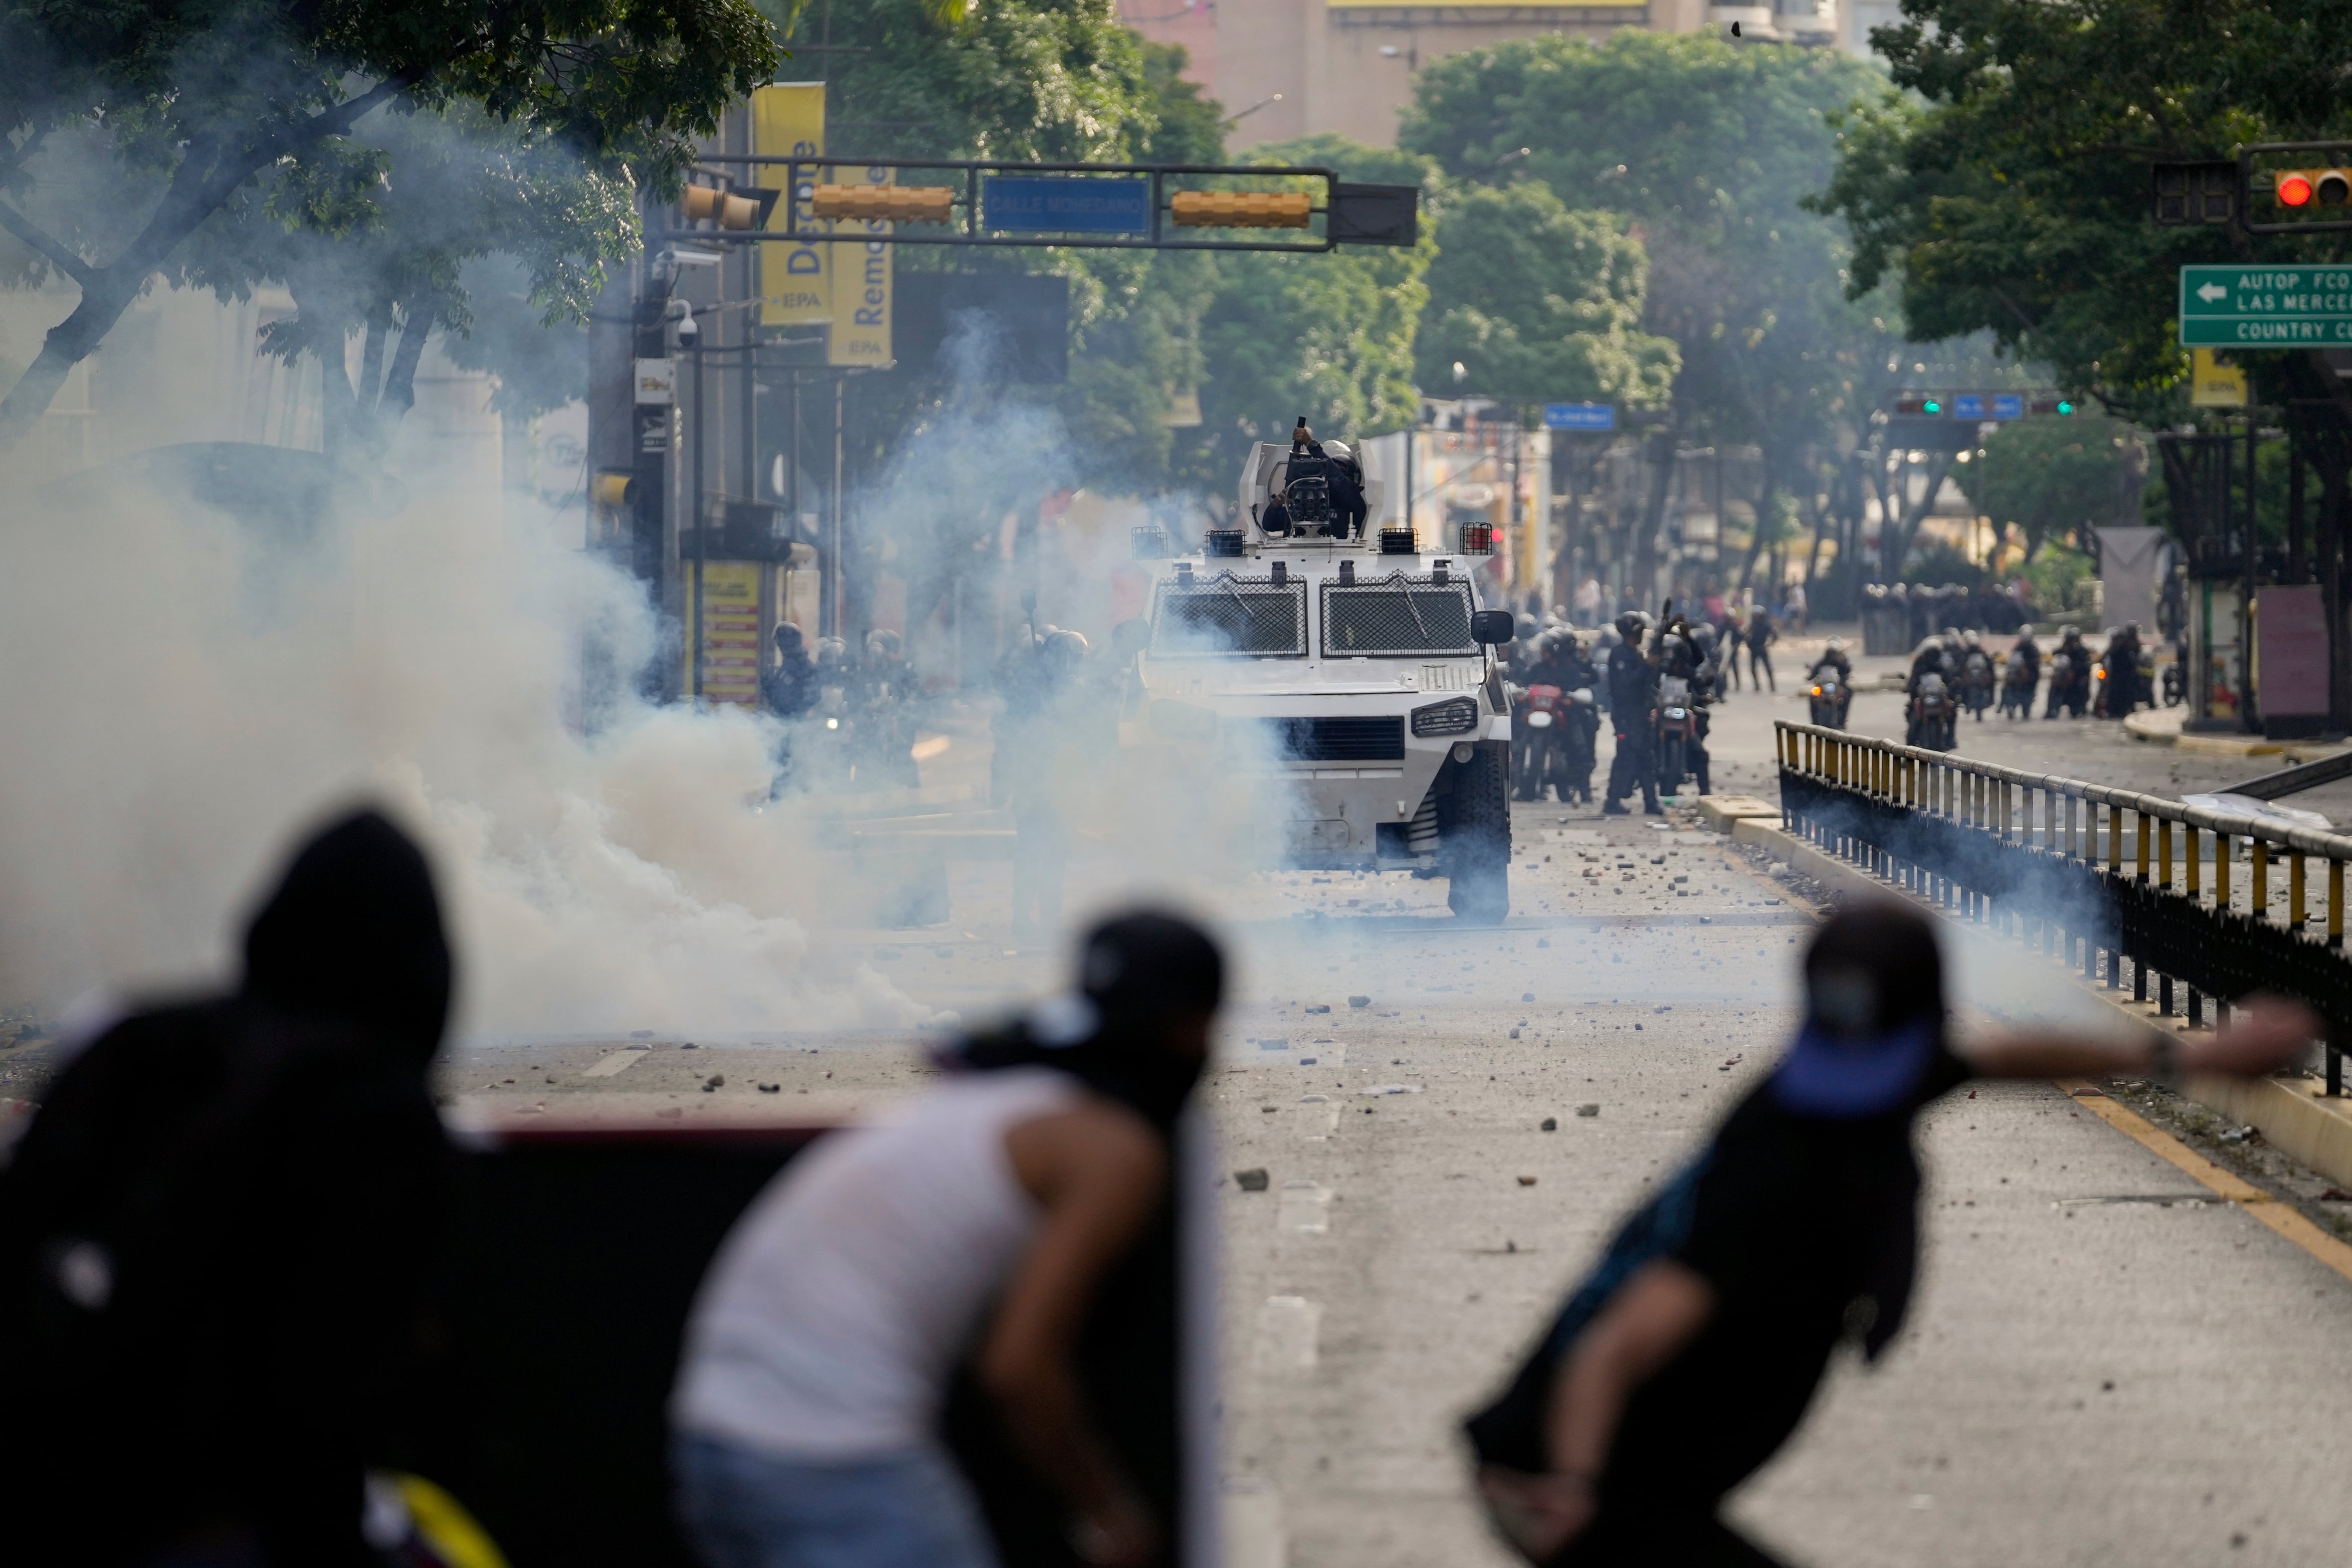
[2180,264,2352,346]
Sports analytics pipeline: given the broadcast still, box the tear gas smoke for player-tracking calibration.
[0,447,929,1038]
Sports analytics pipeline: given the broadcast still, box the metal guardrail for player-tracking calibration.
[1774,721,2352,1091]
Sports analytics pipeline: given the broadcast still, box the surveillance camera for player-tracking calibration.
[675,313,700,347]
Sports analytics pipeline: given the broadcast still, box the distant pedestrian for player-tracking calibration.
[672,911,1225,1568]
[0,809,459,1568]
[1743,605,1777,693]
[1464,901,2313,1567]
[1781,583,1807,632]
[1574,577,1603,630]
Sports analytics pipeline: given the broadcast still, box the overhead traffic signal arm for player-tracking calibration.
[660,156,1418,254]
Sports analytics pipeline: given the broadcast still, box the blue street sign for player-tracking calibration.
[1991,393,2024,420]
[1543,402,1616,431]
[1951,393,1986,420]
[983,175,1152,235]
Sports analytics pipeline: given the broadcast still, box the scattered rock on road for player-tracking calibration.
[1236,1168,1271,1192]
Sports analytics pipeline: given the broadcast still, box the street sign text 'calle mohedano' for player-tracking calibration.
[2179,265,2352,347]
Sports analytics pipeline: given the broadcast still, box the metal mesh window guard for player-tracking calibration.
[1150,575,1307,656]
[1320,577,1477,656]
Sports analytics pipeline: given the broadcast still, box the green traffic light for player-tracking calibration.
[2055,400,2074,415]
[1922,399,1942,414]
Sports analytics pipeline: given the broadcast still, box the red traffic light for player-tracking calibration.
[2280,172,2315,207]
[2274,169,2351,209]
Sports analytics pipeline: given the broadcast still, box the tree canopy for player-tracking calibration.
[1950,416,2124,562]
[1412,181,1676,412]
[1184,134,1436,493]
[1401,31,1890,454]
[1815,0,2352,423]
[0,0,778,451]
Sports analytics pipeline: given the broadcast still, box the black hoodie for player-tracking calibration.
[0,809,455,1568]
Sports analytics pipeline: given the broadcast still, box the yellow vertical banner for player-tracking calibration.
[829,164,895,367]
[695,560,765,707]
[752,84,828,327]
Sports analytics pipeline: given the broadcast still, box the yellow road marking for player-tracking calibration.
[2057,1078,2352,1286]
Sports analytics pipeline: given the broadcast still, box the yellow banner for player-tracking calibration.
[753,84,828,327]
[2190,348,2248,409]
[691,560,764,706]
[829,164,895,368]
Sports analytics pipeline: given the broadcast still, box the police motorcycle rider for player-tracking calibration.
[1805,637,1853,729]
[1904,635,1957,750]
[2001,627,2041,719]
[1656,614,1716,798]
[1602,612,1665,817]
[763,623,820,796]
[1956,629,1997,721]
[2045,624,2091,718]
[1515,629,1602,804]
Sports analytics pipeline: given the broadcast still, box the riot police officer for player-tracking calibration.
[763,624,819,797]
[1602,612,1663,817]
[853,628,920,789]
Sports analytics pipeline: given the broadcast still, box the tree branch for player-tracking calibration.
[0,200,92,288]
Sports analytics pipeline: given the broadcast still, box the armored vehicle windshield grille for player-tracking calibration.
[1230,715,1406,763]
[1151,574,1306,657]
[1320,577,1478,656]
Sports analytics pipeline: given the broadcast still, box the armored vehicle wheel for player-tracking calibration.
[1441,743,1510,924]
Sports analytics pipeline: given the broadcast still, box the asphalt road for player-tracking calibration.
[383,649,2352,1565]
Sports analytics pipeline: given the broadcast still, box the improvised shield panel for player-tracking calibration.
[413,1120,1185,1568]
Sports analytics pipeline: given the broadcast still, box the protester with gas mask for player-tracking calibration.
[672,911,1224,1568]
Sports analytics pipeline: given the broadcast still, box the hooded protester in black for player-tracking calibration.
[949,910,1223,1130]
[0,808,456,1568]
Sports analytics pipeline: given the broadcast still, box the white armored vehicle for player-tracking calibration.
[1124,432,1516,920]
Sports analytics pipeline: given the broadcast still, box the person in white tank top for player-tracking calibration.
[671,912,1224,1568]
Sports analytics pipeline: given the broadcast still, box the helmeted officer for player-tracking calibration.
[1603,612,1663,817]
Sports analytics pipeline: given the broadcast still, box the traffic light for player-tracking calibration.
[2027,394,2078,416]
[1894,394,1943,416]
[2152,161,2236,226]
[680,181,780,231]
[809,184,956,224]
[2273,168,2351,209]
[1169,190,1314,229]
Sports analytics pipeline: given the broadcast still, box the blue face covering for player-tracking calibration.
[1770,1017,1940,1119]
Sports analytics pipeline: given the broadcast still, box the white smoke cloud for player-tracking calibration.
[0,447,931,1039]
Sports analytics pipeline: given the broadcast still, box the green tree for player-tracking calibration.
[1951,417,2123,562]
[1412,181,1676,411]
[1816,0,2352,422]
[0,0,778,452]
[1402,31,1901,587]
[1186,133,1436,492]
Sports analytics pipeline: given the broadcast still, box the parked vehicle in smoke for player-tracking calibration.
[1907,672,1957,751]
[1118,438,1516,921]
[1806,667,1849,730]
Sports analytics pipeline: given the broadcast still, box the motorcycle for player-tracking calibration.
[1959,648,1996,721]
[2045,648,2089,718]
[1906,672,1957,752]
[1998,657,2037,719]
[1656,674,1706,797]
[1512,683,1600,805]
[1806,667,1850,730]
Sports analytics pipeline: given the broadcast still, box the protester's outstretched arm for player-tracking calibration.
[1962,994,2318,1083]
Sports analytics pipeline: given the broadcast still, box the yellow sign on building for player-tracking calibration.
[691,560,765,707]
[2190,347,2248,408]
[828,164,895,368]
[752,84,829,327]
